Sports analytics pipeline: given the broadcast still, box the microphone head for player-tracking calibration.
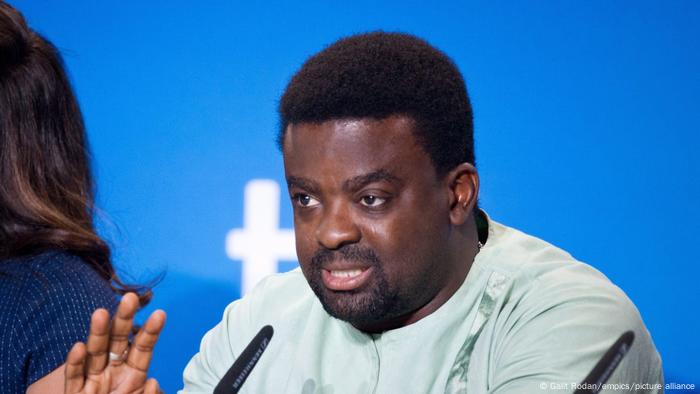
[214,325,274,394]
[574,330,635,394]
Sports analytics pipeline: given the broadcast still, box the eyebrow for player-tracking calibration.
[286,176,320,194]
[286,169,402,195]
[342,169,402,193]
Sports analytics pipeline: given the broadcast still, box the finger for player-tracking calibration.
[126,310,166,373]
[144,378,161,394]
[85,308,111,376]
[109,292,139,365]
[64,342,87,393]
[66,344,108,394]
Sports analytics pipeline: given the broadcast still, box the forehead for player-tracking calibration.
[283,116,431,180]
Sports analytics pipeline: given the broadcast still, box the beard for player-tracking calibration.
[304,245,407,329]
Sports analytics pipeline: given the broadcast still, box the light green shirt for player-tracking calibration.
[181,218,663,393]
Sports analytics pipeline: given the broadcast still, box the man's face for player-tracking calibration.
[283,116,460,332]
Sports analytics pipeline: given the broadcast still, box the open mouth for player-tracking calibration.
[321,266,374,291]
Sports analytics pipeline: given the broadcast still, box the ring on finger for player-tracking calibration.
[109,346,129,362]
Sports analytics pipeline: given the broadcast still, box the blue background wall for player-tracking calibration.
[14,1,698,392]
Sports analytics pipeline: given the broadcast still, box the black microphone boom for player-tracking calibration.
[214,325,274,394]
[573,330,635,394]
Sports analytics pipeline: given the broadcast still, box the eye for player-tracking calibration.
[293,193,320,207]
[360,195,387,207]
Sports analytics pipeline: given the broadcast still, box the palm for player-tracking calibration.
[108,365,146,392]
[65,293,165,394]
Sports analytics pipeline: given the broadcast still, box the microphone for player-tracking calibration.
[214,325,274,394]
[573,330,635,394]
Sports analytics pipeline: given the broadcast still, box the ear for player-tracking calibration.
[446,163,479,225]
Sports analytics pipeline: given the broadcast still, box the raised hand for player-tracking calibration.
[64,293,166,394]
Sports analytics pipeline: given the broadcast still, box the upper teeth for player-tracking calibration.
[330,269,363,278]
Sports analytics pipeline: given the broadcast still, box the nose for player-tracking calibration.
[315,201,361,250]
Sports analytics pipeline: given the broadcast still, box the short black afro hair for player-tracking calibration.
[278,31,474,176]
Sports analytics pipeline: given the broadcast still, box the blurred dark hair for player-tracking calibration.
[0,2,152,305]
[279,31,474,176]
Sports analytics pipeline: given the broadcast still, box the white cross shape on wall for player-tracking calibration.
[225,179,297,295]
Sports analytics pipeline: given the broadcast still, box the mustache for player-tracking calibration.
[310,245,381,269]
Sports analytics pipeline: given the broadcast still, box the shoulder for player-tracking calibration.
[0,249,118,334]
[1,251,116,311]
[2,250,105,282]
[247,268,315,310]
[221,268,316,333]
[473,219,662,391]
[182,269,315,391]
[482,219,647,331]
[0,251,118,387]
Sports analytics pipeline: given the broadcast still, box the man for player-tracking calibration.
[181,31,662,392]
[66,32,662,393]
